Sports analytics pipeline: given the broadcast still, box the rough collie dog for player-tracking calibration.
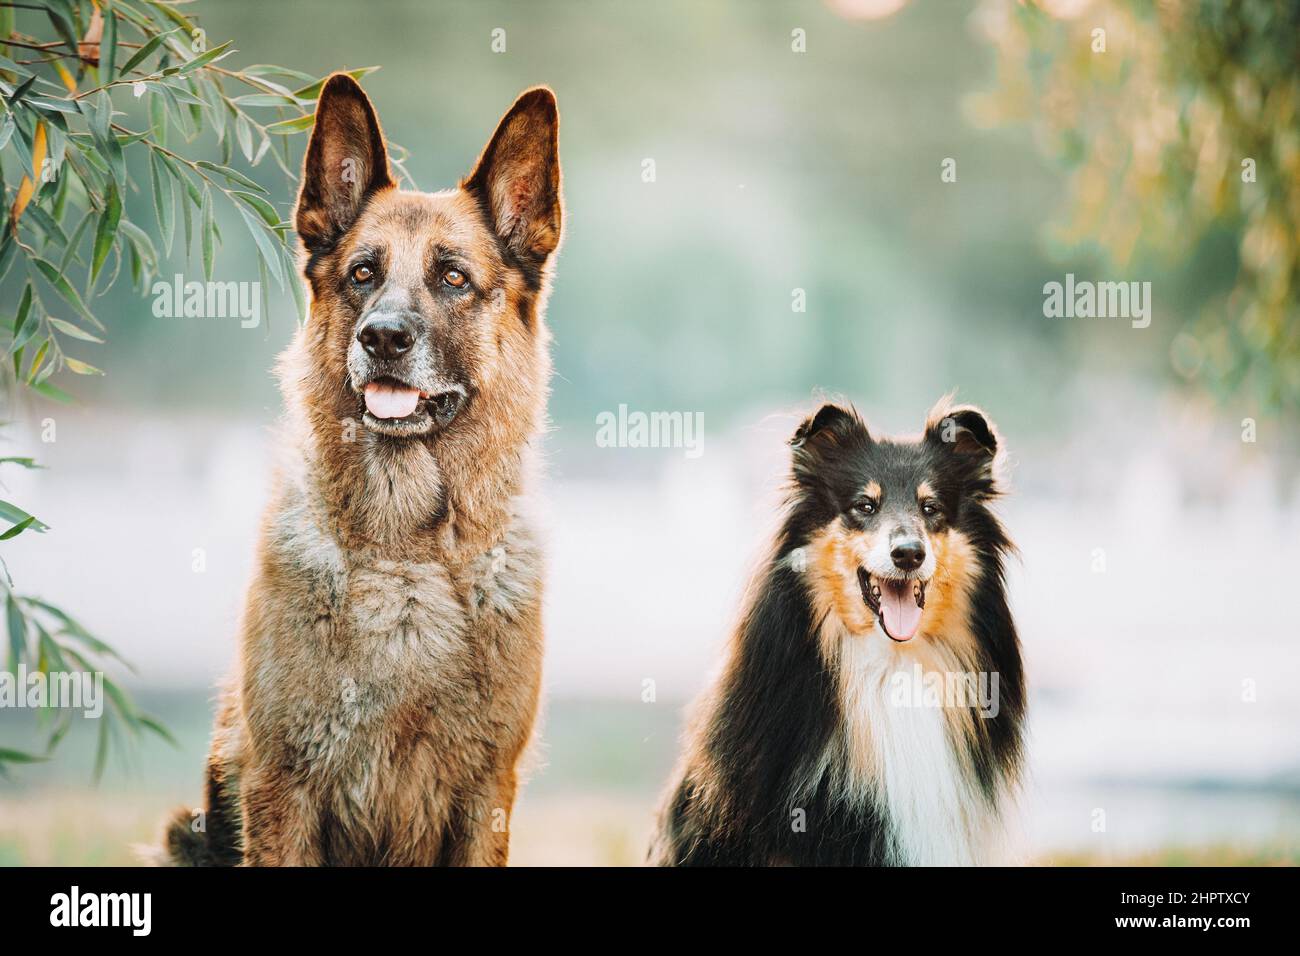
[156,75,562,865]
[650,399,1025,866]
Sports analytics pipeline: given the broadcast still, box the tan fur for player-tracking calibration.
[159,79,561,866]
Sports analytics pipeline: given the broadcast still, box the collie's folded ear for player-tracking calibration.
[295,73,394,254]
[464,87,562,267]
[925,397,1003,492]
[790,402,868,476]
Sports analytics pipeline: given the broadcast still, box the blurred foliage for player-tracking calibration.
[970,0,1300,414]
[42,0,1081,433]
[0,0,358,775]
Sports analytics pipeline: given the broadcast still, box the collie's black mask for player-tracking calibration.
[780,399,1006,643]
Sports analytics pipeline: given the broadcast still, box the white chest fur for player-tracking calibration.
[828,632,1005,865]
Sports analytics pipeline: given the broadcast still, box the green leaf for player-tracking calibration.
[25,339,50,385]
[291,67,380,101]
[58,209,93,274]
[117,29,172,77]
[101,0,118,82]
[251,134,271,166]
[138,713,179,747]
[199,78,227,142]
[234,112,254,161]
[0,501,48,532]
[117,219,158,276]
[0,458,41,469]
[100,674,138,723]
[43,711,74,756]
[7,594,27,668]
[159,79,204,106]
[30,257,103,330]
[0,748,45,765]
[149,150,175,256]
[48,317,105,344]
[37,627,68,675]
[53,626,132,671]
[265,113,314,136]
[149,83,168,146]
[147,0,196,33]
[79,94,126,186]
[23,598,132,673]
[93,711,110,781]
[180,179,193,264]
[237,205,285,288]
[194,160,266,193]
[43,5,79,54]
[200,187,214,281]
[28,379,74,404]
[0,515,37,540]
[177,40,234,75]
[285,247,307,324]
[0,235,18,284]
[7,74,38,108]
[25,205,68,249]
[242,64,315,83]
[63,358,104,375]
[26,97,82,115]
[233,93,305,108]
[232,190,277,227]
[91,182,122,284]
[10,284,34,348]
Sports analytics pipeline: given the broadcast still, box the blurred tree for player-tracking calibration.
[969,0,1300,414]
[0,0,378,776]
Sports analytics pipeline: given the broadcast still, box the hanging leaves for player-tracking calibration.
[0,0,395,779]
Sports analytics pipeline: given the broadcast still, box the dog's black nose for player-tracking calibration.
[357,316,415,361]
[891,539,926,572]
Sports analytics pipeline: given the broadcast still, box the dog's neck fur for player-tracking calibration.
[276,333,541,568]
[812,614,1010,865]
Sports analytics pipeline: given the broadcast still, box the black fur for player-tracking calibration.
[651,401,1025,866]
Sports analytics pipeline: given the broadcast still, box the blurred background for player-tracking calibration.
[1,0,1297,865]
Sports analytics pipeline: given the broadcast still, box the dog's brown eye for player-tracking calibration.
[854,500,877,516]
[352,264,374,284]
[922,501,939,517]
[443,269,468,289]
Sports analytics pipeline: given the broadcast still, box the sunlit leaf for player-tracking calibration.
[291,67,380,101]
[48,317,104,344]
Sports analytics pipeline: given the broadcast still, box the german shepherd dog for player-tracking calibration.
[157,76,562,865]
[650,399,1025,866]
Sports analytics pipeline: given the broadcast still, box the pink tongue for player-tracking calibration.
[880,582,923,641]
[364,381,421,419]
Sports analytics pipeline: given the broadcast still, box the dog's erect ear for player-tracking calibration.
[791,403,860,449]
[463,87,562,266]
[790,402,868,478]
[925,398,1002,491]
[295,74,393,254]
